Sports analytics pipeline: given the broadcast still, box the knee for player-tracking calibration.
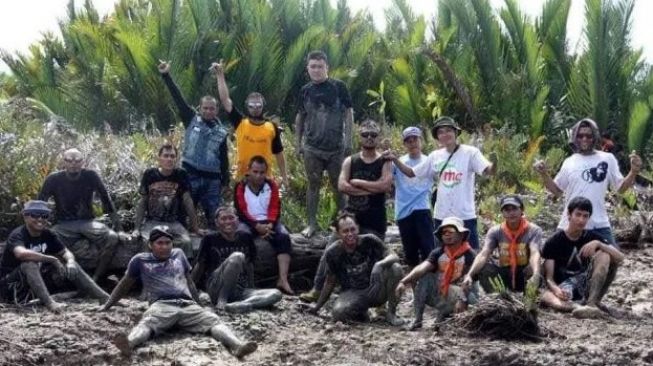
[331,301,351,322]
[269,289,283,303]
[593,251,612,267]
[227,252,247,265]
[107,230,119,246]
[19,261,40,273]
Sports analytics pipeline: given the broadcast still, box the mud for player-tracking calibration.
[1,241,652,366]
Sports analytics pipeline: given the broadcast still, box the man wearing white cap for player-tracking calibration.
[395,216,477,330]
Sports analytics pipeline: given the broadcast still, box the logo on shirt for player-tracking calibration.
[438,163,463,188]
[582,161,608,183]
[30,243,48,254]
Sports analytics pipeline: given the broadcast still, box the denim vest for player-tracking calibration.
[182,116,228,174]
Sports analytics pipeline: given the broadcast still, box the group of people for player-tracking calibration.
[0,48,645,359]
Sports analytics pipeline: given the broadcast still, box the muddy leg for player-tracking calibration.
[379,263,404,326]
[302,151,323,237]
[409,273,438,330]
[19,262,63,312]
[225,289,282,313]
[71,263,109,302]
[93,230,119,282]
[207,252,246,310]
[332,290,369,323]
[113,324,151,357]
[210,324,257,358]
[586,252,613,306]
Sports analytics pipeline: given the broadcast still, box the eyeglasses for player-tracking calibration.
[576,133,594,140]
[26,213,49,220]
[247,102,263,108]
[360,132,378,139]
[64,158,84,163]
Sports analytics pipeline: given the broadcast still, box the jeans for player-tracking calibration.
[188,173,221,229]
[590,227,617,247]
[433,218,479,250]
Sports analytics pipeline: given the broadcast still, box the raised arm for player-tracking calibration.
[534,160,563,197]
[213,60,233,113]
[617,150,643,194]
[158,61,195,125]
[382,150,415,177]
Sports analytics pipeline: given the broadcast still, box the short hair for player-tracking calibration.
[307,50,328,64]
[248,155,268,170]
[158,142,178,157]
[335,211,358,232]
[215,206,236,218]
[200,95,217,106]
[246,92,266,106]
[359,119,381,133]
[567,196,593,216]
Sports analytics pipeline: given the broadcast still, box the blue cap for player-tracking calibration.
[402,126,422,140]
[22,200,51,215]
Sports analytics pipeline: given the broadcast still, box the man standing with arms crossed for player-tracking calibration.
[295,50,354,237]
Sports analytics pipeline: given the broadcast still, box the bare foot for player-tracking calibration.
[572,305,604,319]
[112,332,132,357]
[301,225,317,238]
[46,301,65,313]
[386,312,405,326]
[276,281,295,295]
[232,341,257,358]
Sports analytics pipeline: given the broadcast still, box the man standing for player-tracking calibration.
[462,195,542,293]
[0,201,109,312]
[299,120,392,302]
[308,213,404,326]
[158,61,230,228]
[393,126,435,270]
[234,156,294,295]
[133,143,199,258]
[38,148,121,281]
[540,197,624,318]
[385,116,495,249]
[396,217,477,330]
[192,206,282,313]
[214,61,289,186]
[295,50,354,237]
[535,118,642,246]
[102,226,257,358]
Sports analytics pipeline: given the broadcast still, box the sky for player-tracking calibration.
[0,0,652,73]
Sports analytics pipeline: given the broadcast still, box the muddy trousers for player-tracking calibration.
[206,252,282,311]
[413,273,478,323]
[303,148,345,228]
[331,263,402,322]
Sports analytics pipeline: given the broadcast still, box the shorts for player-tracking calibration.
[138,299,219,335]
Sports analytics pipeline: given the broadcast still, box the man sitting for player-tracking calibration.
[462,195,542,293]
[192,206,282,313]
[308,213,404,326]
[101,226,257,358]
[234,156,294,295]
[0,200,109,312]
[541,196,624,318]
[133,142,199,258]
[38,148,122,281]
[396,217,477,330]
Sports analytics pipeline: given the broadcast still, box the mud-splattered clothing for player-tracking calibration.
[325,234,388,291]
[138,168,191,222]
[126,248,193,303]
[196,233,256,291]
[228,108,283,179]
[345,153,387,239]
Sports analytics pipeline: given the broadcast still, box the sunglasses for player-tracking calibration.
[360,132,378,139]
[576,133,594,140]
[26,213,49,219]
[247,102,263,108]
[64,158,84,163]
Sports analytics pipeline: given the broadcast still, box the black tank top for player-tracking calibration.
[347,153,386,212]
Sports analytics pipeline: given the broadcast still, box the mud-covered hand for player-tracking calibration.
[65,262,79,281]
[395,281,407,298]
[533,159,548,175]
[461,274,473,291]
[629,150,643,174]
[210,59,225,74]
[157,60,170,74]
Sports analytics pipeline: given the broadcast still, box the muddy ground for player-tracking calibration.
[1,238,652,366]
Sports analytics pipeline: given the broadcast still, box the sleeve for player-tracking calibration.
[267,181,281,224]
[541,233,558,260]
[37,175,54,201]
[161,73,195,125]
[178,169,191,194]
[5,230,24,252]
[126,256,141,278]
[607,153,625,190]
[470,146,491,175]
[196,237,209,265]
[234,182,257,226]
[337,80,353,108]
[228,108,244,129]
[178,249,192,273]
[219,138,230,186]
[93,171,117,214]
[426,248,441,268]
[412,152,436,180]
[138,169,150,196]
[553,158,570,190]
[271,124,284,154]
[528,226,544,253]
[483,226,500,252]
[324,248,339,276]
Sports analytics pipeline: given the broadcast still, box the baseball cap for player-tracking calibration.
[149,225,174,242]
[402,126,422,140]
[500,195,524,210]
[22,200,51,215]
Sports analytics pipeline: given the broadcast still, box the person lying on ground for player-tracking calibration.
[462,194,542,293]
[100,226,257,359]
[38,148,121,282]
[213,60,289,187]
[234,156,294,295]
[307,212,404,326]
[534,117,642,247]
[396,216,478,330]
[158,60,230,229]
[132,142,200,258]
[300,120,393,303]
[191,206,281,313]
[0,200,109,313]
[540,196,624,319]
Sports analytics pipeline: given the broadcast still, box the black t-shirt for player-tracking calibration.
[346,153,387,236]
[0,226,65,277]
[426,246,475,280]
[297,78,353,113]
[196,232,257,290]
[325,234,388,291]
[541,230,606,284]
[228,108,283,154]
[38,170,115,221]
[139,168,190,222]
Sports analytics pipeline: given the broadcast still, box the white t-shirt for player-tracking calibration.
[554,151,624,229]
[244,182,272,221]
[412,144,490,220]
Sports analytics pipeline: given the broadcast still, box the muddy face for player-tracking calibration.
[148,236,173,260]
[337,217,359,252]
[359,129,380,150]
[216,209,238,236]
[63,150,84,178]
[199,99,217,121]
[576,126,595,153]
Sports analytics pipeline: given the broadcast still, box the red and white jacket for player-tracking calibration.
[234,178,281,227]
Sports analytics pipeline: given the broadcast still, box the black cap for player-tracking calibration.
[149,225,174,242]
[500,195,524,210]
